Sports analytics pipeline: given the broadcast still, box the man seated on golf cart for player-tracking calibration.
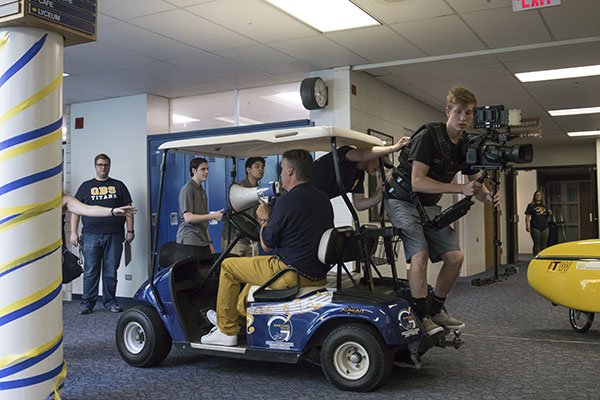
[201,149,334,346]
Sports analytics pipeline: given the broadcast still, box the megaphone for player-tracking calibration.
[229,181,281,212]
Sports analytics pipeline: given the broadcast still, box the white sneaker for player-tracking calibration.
[206,309,217,326]
[201,326,237,346]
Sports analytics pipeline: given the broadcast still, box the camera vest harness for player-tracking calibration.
[385,123,481,231]
[387,122,461,206]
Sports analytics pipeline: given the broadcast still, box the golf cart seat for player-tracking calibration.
[158,241,216,269]
[248,226,373,303]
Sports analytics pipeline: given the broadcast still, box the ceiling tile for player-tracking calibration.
[326,25,426,63]
[390,15,487,55]
[64,55,114,76]
[270,36,368,70]
[98,22,198,61]
[186,0,318,42]
[353,0,454,24]
[129,9,256,52]
[99,0,176,20]
[462,6,552,48]
[540,0,600,40]
[131,61,216,87]
[445,0,511,13]
[169,50,270,82]
[217,45,314,75]
[65,42,155,69]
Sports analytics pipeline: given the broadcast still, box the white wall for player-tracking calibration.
[530,143,595,168]
[70,94,152,298]
[516,169,537,255]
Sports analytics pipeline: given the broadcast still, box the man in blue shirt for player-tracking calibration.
[202,149,333,346]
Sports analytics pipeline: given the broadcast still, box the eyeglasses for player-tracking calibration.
[95,163,110,168]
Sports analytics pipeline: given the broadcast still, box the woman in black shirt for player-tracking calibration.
[525,190,552,255]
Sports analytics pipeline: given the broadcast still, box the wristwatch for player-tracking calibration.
[259,219,269,226]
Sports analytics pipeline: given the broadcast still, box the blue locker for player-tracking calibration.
[147,120,313,270]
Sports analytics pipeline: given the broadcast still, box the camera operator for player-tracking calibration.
[384,86,500,336]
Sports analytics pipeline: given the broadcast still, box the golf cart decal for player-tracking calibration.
[268,315,294,342]
[246,314,255,335]
[398,309,420,338]
[248,289,334,316]
[340,306,366,314]
[576,261,600,270]
[547,260,573,272]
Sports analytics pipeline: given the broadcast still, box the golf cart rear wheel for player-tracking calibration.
[116,305,172,367]
[569,309,594,333]
[320,323,392,392]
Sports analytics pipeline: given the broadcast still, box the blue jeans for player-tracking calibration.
[81,232,124,309]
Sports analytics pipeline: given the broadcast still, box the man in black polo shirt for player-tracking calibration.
[312,138,409,211]
[202,149,333,346]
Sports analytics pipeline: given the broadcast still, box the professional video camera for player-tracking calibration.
[464,105,533,168]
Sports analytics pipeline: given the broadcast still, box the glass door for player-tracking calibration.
[547,181,580,242]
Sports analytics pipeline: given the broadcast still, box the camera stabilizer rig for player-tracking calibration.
[468,105,533,285]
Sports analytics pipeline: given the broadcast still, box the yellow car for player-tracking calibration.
[527,240,600,333]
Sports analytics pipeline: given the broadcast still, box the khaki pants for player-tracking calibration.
[220,237,258,257]
[216,256,325,335]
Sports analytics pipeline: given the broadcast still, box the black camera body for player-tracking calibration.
[465,105,533,169]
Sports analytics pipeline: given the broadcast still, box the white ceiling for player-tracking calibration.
[63,0,600,145]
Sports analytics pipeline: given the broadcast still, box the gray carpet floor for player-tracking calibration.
[62,263,600,399]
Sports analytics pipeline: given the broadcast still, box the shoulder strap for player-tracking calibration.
[427,123,452,165]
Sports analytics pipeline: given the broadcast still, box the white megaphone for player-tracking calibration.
[229,181,281,212]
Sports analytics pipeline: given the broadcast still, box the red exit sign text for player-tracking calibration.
[513,0,560,12]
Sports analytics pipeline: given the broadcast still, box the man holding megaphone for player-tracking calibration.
[221,157,266,256]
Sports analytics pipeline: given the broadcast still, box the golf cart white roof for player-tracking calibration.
[158,126,384,158]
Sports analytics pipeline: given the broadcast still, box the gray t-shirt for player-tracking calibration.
[176,179,209,246]
[221,177,257,245]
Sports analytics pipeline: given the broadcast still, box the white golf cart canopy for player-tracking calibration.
[158,126,385,158]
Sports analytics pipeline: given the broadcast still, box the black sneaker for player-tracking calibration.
[79,307,93,315]
[109,305,123,313]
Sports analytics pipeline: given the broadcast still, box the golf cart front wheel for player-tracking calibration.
[569,309,594,333]
[320,323,392,392]
[116,305,172,367]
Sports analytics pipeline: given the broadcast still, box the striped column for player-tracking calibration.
[0,27,65,399]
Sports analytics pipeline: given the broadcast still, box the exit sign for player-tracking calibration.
[513,0,560,12]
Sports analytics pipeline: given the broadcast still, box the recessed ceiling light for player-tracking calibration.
[172,114,200,124]
[548,106,600,116]
[265,0,380,32]
[515,64,600,82]
[63,73,70,77]
[567,130,600,137]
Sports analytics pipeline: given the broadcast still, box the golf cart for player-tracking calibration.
[115,126,462,392]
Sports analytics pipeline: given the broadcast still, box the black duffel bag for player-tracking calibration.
[62,245,83,284]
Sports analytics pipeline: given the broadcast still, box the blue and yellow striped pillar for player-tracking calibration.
[0,27,66,399]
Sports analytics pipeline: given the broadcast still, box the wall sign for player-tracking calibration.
[513,0,560,12]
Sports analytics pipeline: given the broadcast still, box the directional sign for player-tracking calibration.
[28,0,96,35]
[513,0,560,12]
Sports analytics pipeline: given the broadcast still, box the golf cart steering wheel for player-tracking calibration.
[228,212,260,242]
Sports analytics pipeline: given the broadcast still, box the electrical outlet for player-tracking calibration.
[125,274,132,281]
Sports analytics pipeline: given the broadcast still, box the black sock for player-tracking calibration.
[411,297,428,320]
[430,293,446,317]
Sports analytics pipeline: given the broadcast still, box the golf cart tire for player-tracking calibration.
[569,309,594,333]
[320,323,392,392]
[116,305,172,367]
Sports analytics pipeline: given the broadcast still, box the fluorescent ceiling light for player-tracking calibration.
[63,73,69,77]
[567,130,600,137]
[515,64,600,82]
[172,114,200,124]
[260,92,305,110]
[548,106,600,116]
[265,0,380,32]
[215,116,262,126]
